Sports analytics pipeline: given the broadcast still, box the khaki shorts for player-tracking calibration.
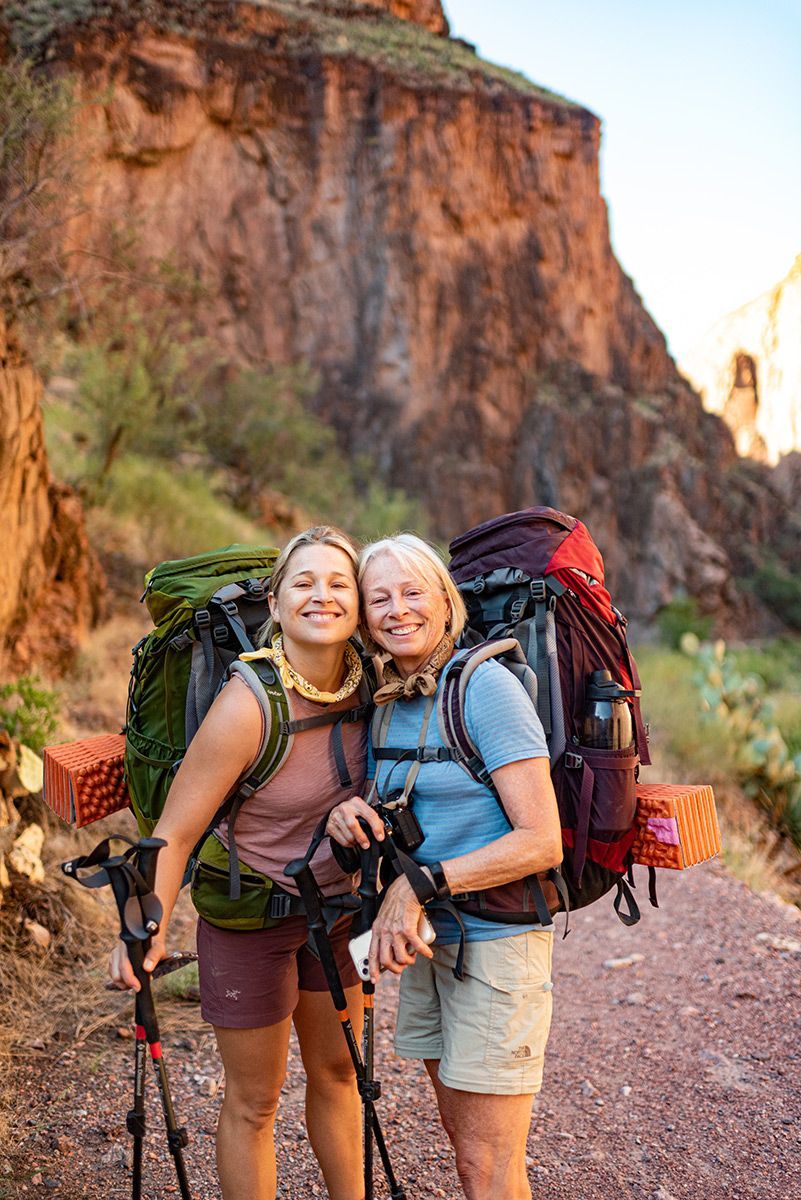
[394,930,554,1095]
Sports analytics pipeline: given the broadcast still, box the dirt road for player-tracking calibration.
[6,858,801,1199]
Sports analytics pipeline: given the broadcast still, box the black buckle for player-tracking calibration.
[529,578,547,603]
[419,747,454,762]
[509,596,527,621]
[195,608,211,630]
[212,623,229,644]
[243,579,268,599]
[472,575,486,595]
[269,892,293,918]
[565,751,583,769]
[167,1127,189,1152]
[126,1110,146,1138]
[340,705,367,723]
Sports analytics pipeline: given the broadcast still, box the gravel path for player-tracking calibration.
[5,859,801,1200]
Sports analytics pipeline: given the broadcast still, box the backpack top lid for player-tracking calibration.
[142,544,279,627]
[448,506,614,626]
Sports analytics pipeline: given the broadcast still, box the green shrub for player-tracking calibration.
[196,366,426,541]
[685,638,801,852]
[634,645,734,781]
[0,58,78,303]
[3,1,104,54]
[657,594,714,650]
[102,456,265,564]
[730,638,801,690]
[0,677,60,753]
[750,559,801,630]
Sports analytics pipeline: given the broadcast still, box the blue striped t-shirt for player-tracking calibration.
[368,655,551,942]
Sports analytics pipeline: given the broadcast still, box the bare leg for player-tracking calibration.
[424,1060,534,1200]
[214,1019,292,1200]
[294,984,365,1200]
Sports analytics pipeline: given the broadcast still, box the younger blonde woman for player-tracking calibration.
[110,526,369,1200]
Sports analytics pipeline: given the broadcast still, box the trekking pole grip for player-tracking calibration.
[137,837,167,898]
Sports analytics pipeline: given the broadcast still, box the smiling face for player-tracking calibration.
[268,543,359,652]
[361,551,451,678]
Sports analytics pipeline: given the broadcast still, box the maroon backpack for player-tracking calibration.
[445,506,653,927]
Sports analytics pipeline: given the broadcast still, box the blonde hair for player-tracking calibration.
[358,533,467,653]
[257,525,359,646]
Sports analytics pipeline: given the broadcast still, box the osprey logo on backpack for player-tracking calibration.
[445,506,653,927]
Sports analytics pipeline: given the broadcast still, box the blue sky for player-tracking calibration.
[443,1,801,357]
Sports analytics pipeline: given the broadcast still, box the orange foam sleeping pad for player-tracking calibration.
[43,733,129,828]
[631,782,721,870]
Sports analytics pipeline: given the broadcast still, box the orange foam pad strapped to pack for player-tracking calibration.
[43,734,128,828]
[631,783,721,870]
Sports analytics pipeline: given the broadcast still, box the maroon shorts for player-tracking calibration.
[197,914,360,1029]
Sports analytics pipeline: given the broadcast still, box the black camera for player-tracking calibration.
[381,791,425,853]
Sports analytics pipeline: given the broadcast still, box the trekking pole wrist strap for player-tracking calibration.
[393,847,437,905]
[427,861,451,900]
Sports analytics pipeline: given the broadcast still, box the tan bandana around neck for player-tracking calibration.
[373,633,455,706]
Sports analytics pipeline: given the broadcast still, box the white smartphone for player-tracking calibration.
[348,914,436,982]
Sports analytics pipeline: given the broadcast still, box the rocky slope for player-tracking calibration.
[2,0,798,632]
[0,313,101,677]
[682,254,801,466]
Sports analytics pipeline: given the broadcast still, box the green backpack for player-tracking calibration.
[124,545,373,931]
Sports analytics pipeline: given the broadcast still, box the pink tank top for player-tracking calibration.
[216,682,368,897]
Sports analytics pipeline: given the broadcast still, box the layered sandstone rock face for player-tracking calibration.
[363,0,449,34]
[37,0,797,629]
[0,314,101,677]
[682,255,801,466]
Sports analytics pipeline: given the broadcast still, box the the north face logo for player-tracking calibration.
[512,1045,531,1059]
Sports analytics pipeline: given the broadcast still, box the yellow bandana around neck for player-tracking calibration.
[240,635,363,704]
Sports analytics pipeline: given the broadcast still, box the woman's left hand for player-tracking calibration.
[368,874,434,982]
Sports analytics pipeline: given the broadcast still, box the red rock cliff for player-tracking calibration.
[0,314,102,677]
[22,0,799,628]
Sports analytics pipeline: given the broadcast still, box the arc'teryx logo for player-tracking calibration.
[225,989,242,1001]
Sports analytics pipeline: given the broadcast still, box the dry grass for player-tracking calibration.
[0,801,201,1162]
[58,609,150,740]
[0,834,117,1153]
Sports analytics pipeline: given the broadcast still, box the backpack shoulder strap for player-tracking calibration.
[437,639,526,789]
[227,656,294,787]
[208,655,294,901]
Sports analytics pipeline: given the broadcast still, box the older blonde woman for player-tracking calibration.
[327,533,562,1200]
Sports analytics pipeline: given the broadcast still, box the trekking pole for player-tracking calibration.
[284,849,406,1200]
[353,820,383,1200]
[62,836,194,1200]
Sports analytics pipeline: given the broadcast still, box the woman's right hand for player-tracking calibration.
[326,797,385,850]
[108,934,167,992]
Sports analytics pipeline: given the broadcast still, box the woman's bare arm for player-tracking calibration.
[109,679,263,989]
[368,756,562,979]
